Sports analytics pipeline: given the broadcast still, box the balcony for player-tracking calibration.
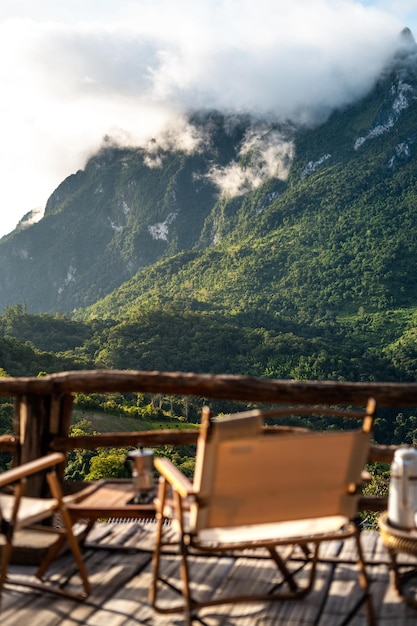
[1,370,417,623]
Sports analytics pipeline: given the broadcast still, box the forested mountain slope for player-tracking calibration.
[79,32,417,322]
[1,31,416,318]
[0,30,417,401]
[0,112,269,312]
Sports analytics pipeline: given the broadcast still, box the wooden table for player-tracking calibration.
[66,479,157,537]
[379,511,417,607]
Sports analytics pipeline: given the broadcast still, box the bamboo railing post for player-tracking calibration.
[17,392,74,496]
[49,393,74,485]
[18,394,51,496]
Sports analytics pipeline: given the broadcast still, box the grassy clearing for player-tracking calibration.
[71,408,199,434]
[336,307,417,347]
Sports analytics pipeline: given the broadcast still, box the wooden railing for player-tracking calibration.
[1,369,416,505]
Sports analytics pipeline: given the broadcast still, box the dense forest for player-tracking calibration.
[0,301,416,447]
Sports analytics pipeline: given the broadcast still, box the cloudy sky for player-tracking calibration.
[0,0,415,238]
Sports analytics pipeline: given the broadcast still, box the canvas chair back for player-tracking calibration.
[191,407,373,532]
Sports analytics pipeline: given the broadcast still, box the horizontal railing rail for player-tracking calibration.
[1,369,417,405]
[0,370,413,506]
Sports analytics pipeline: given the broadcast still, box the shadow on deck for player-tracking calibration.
[2,521,417,625]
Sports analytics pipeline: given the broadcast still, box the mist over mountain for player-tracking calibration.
[0,27,417,324]
[2,0,405,241]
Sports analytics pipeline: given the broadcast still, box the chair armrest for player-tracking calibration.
[0,453,65,488]
[154,457,194,498]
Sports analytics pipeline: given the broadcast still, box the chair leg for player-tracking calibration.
[35,506,93,579]
[267,546,300,592]
[0,537,14,604]
[47,473,91,598]
[60,509,91,597]
[354,526,375,626]
[150,480,194,621]
[0,478,26,605]
[178,534,193,626]
[149,478,167,609]
[175,493,193,626]
[35,533,67,581]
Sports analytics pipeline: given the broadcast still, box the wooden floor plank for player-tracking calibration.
[3,524,417,625]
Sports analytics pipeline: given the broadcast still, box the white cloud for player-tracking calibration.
[0,0,409,237]
[207,127,295,197]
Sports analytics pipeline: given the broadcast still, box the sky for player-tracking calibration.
[0,0,416,239]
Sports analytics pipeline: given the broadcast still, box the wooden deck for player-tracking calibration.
[2,521,417,625]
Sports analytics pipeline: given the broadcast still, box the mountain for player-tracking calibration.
[0,111,268,313]
[1,29,417,398]
[0,29,414,316]
[76,27,417,320]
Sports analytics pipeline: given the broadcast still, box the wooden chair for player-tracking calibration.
[150,399,377,625]
[0,452,91,602]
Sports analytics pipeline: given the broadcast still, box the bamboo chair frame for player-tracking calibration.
[0,452,91,602]
[150,399,377,626]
